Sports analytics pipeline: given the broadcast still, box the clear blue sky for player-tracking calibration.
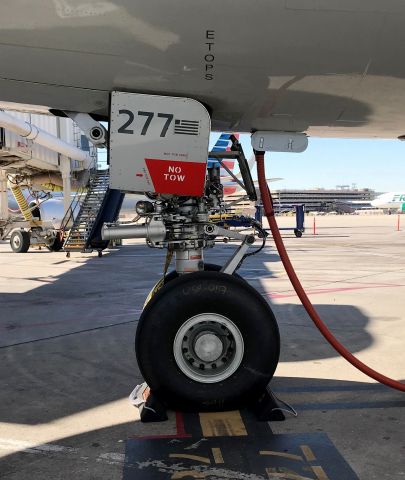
[211,134,405,193]
[100,135,405,194]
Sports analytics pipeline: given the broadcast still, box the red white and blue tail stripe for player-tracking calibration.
[208,133,239,176]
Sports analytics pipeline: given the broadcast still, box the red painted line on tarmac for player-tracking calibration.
[175,411,190,437]
[129,412,192,440]
[267,283,405,299]
[130,433,192,440]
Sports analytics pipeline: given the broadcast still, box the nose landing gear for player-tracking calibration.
[103,92,282,410]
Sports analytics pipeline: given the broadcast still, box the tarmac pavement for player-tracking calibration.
[0,214,404,479]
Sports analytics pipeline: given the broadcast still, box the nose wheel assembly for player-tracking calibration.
[102,91,293,410]
[136,271,280,411]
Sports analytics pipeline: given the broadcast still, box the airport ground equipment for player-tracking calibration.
[101,92,294,410]
[256,204,305,237]
[62,169,124,256]
[211,213,264,232]
[0,178,63,252]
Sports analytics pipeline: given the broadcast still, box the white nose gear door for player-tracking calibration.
[109,91,211,196]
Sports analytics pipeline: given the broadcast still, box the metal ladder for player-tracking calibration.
[63,170,110,254]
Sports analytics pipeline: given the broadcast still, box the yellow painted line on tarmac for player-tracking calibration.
[199,410,248,437]
[260,450,304,462]
[300,444,317,462]
[266,468,314,480]
[211,447,224,464]
[171,471,206,479]
[311,465,330,480]
[169,453,210,464]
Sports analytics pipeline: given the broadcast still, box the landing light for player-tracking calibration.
[136,200,154,215]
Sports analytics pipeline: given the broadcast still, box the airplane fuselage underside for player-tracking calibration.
[1,0,405,138]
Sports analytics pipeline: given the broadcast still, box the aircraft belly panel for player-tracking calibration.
[0,44,121,91]
[285,0,405,14]
[1,1,405,138]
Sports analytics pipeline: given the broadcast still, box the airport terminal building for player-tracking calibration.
[270,187,376,213]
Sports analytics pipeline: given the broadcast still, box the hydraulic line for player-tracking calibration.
[255,151,405,392]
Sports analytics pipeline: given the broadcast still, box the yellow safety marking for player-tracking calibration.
[300,445,317,462]
[171,471,206,479]
[211,447,224,464]
[260,450,303,462]
[169,454,210,464]
[311,465,330,480]
[143,277,165,307]
[143,250,173,307]
[266,468,314,480]
[199,410,248,437]
[163,249,174,275]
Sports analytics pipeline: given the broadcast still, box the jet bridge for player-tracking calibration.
[0,110,99,252]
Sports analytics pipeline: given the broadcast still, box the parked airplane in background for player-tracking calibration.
[371,192,405,212]
[6,191,70,228]
[210,133,281,196]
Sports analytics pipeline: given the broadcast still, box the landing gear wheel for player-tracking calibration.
[10,230,30,253]
[164,263,245,284]
[47,232,64,252]
[143,263,245,308]
[136,271,280,411]
[294,229,303,238]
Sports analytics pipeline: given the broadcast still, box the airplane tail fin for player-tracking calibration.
[208,133,239,177]
[209,133,282,196]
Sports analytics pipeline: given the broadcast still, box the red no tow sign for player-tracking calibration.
[109,92,211,196]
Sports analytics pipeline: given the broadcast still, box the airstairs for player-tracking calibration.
[62,170,124,256]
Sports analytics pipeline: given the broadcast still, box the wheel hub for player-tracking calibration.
[173,313,244,383]
[194,333,223,362]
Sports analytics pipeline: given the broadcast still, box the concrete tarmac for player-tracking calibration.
[0,214,404,479]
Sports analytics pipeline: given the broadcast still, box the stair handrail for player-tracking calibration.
[59,185,87,234]
[63,169,111,250]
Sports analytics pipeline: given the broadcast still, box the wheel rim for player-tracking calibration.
[12,235,21,249]
[173,313,244,383]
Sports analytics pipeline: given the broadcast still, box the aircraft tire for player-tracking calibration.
[143,264,245,308]
[10,230,30,253]
[47,232,64,252]
[136,271,280,411]
[164,263,245,283]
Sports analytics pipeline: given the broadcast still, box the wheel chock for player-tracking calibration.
[129,382,168,423]
[250,388,286,422]
[129,383,286,423]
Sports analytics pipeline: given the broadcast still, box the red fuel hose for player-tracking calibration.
[255,151,405,392]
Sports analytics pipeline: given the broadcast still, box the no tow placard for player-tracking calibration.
[109,92,211,196]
